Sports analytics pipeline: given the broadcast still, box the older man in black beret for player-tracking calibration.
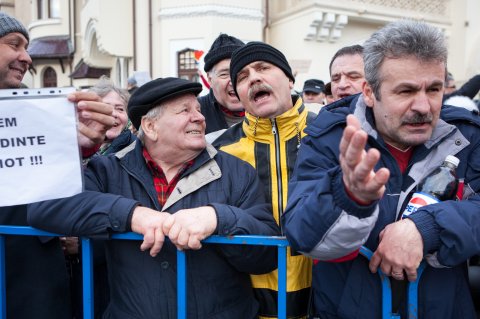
[28,77,279,319]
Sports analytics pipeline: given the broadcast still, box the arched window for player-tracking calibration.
[177,48,199,82]
[43,67,57,87]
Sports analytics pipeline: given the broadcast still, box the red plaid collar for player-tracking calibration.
[142,148,194,206]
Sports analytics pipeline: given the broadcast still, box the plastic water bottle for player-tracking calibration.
[402,155,459,218]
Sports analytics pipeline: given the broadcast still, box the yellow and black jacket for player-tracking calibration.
[213,96,312,319]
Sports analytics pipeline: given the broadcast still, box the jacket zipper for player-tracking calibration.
[271,119,284,234]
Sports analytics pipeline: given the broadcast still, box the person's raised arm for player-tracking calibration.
[340,114,390,203]
[284,113,389,261]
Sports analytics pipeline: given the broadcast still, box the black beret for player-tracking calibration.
[230,42,295,97]
[203,33,244,72]
[128,77,202,130]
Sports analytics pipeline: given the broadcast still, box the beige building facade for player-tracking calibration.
[1,0,479,94]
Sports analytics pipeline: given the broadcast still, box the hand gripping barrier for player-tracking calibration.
[0,226,289,319]
[359,246,427,319]
[0,226,428,319]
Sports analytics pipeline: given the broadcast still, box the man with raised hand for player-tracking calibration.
[284,20,480,318]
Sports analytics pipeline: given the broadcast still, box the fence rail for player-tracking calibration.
[0,226,289,319]
[0,226,424,319]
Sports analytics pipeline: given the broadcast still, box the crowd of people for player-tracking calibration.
[2,10,480,319]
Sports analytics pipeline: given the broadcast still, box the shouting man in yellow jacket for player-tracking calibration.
[213,42,312,319]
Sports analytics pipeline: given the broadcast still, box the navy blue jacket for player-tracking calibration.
[283,94,480,318]
[199,90,229,134]
[28,141,279,319]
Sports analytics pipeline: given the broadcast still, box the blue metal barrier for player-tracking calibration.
[0,226,428,319]
[359,246,427,319]
[0,226,289,319]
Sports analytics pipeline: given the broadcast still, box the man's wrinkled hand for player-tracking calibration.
[131,206,170,257]
[162,206,217,251]
[369,219,424,282]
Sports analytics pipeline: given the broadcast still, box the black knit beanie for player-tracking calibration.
[0,12,29,42]
[230,41,295,96]
[203,34,244,72]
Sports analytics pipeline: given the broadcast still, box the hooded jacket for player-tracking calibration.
[213,96,313,319]
[28,141,280,319]
[283,94,480,318]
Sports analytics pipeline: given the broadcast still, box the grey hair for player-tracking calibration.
[136,105,165,144]
[363,20,447,100]
[88,75,130,105]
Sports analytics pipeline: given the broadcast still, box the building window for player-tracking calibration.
[43,67,57,87]
[177,48,199,82]
[37,0,60,19]
[49,0,60,18]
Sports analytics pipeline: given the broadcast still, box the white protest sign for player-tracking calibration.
[0,87,83,206]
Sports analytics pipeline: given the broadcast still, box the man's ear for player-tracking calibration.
[141,117,157,142]
[206,71,213,84]
[362,82,375,108]
[289,79,294,90]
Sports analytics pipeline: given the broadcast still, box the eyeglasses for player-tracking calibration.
[214,71,230,80]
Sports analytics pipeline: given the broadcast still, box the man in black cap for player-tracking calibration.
[199,33,245,134]
[302,78,325,104]
[29,77,280,319]
[213,42,312,319]
[0,11,115,319]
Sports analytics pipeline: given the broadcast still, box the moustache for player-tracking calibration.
[248,83,273,101]
[402,113,433,125]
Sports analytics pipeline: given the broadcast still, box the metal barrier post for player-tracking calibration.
[0,235,6,319]
[277,245,288,319]
[81,238,94,319]
[359,246,425,319]
[407,262,426,319]
[203,235,290,319]
[177,250,187,319]
[358,247,398,319]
